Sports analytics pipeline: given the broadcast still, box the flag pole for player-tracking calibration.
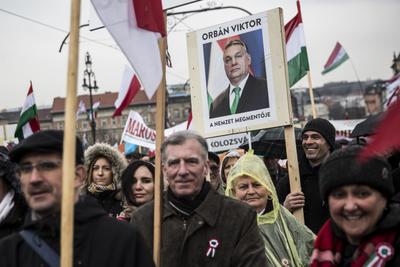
[61,0,81,266]
[306,71,317,118]
[348,57,364,96]
[153,31,167,267]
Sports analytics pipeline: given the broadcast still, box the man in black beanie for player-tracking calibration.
[277,118,336,233]
[0,130,155,267]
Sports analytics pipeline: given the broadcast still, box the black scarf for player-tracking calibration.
[167,180,210,218]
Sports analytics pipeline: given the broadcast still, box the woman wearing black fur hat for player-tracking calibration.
[0,147,27,239]
[311,145,400,266]
[82,143,127,217]
[117,160,155,221]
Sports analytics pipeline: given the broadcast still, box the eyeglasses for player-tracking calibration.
[17,160,62,175]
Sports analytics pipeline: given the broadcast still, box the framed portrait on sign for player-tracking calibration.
[187,8,293,138]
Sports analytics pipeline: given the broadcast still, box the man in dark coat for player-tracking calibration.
[131,131,267,267]
[277,118,336,234]
[0,130,154,267]
[209,39,269,118]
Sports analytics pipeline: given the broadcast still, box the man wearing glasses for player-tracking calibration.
[209,39,269,119]
[0,130,154,267]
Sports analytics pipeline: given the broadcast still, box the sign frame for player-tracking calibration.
[187,8,293,138]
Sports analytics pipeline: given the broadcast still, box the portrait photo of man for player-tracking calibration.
[209,39,270,119]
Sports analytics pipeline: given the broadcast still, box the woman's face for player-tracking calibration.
[92,157,113,186]
[131,165,154,206]
[233,175,269,213]
[223,157,238,182]
[328,184,387,245]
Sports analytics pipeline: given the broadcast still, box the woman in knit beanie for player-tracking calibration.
[311,145,400,266]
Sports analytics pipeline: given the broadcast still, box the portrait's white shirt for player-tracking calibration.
[229,74,249,108]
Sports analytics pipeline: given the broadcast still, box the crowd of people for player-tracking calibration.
[0,117,399,266]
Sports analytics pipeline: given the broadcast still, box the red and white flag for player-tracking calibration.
[385,74,400,108]
[91,0,166,99]
[113,66,142,117]
[14,82,40,141]
[321,42,349,75]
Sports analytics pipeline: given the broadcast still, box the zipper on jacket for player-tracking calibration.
[183,219,187,231]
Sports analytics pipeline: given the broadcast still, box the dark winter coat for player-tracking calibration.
[0,195,155,267]
[82,143,127,216]
[0,193,27,240]
[131,188,267,267]
[277,152,330,234]
[88,190,123,217]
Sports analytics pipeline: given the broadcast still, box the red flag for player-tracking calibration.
[186,111,192,130]
[133,0,166,37]
[91,0,165,99]
[113,66,141,117]
[359,99,400,162]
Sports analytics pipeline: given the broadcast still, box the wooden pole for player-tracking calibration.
[307,71,317,119]
[153,35,167,267]
[61,0,81,266]
[284,126,304,223]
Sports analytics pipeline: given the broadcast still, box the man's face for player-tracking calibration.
[209,159,221,190]
[302,131,330,167]
[223,44,251,86]
[19,153,63,217]
[163,139,208,199]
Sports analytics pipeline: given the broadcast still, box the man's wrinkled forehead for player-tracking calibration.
[164,141,207,162]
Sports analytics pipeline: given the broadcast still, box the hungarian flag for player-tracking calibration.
[14,82,40,141]
[89,101,100,121]
[113,66,141,117]
[322,42,349,75]
[285,0,309,87]
[91,0,166,99]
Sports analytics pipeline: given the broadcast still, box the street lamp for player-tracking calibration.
[82,51,99,144]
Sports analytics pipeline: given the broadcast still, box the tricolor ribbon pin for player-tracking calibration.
[206,239,219,258]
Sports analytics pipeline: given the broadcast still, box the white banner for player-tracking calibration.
[121,111,156,150]
[330,119,363,138]
[206,133,248,152]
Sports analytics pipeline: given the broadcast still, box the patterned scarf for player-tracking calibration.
[87,182,116,194]
[310,219,397,267]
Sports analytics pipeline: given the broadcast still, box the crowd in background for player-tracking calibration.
[0,117,399,266]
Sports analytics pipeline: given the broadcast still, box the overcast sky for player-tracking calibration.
[0,0,399,110]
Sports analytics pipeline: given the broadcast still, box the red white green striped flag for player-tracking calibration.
[285,0,309,87]
[322,42,349,75]
[14,82,40,141]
